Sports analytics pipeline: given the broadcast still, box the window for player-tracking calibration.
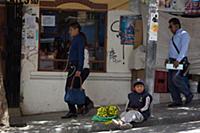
[39,9,107,72]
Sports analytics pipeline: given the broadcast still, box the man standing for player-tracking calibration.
[166,18,193,107]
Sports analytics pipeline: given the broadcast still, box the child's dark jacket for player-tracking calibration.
[127,90,153,120]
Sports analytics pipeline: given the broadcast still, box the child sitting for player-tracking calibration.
[112,79,153,129]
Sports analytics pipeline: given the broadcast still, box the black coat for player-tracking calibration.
[127,90,153,120]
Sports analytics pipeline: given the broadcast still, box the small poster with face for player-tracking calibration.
[120,15,142,45]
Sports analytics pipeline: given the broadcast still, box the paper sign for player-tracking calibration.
[166,63,183,70]
[25,14,36,28]
[149,13,159,41]
[41,15,55,27]
[25,29,36,47]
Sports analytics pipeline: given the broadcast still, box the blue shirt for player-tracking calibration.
[69,34,84,71]
[168,28,190,62]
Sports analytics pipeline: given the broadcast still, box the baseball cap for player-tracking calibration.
[133,78,145,87]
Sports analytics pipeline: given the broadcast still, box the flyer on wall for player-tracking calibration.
[120,15,142,45]
[149,13,159,41]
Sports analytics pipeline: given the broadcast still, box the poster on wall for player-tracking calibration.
[22,5,39,50]
[159,0,200,15]
[120,15,142,45]
[25,29,36,47]
[149,13,159,41]
[41,15,56,27]
[185,0,200,15]
[159,0,186,13]
[25,14,36,29]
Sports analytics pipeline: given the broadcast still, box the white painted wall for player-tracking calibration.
[21,72,131,115]
[107,10,136,73]
[20,9,134,115]
[21,5,200,115]
[20,6,200,114]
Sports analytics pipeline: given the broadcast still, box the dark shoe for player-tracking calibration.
[83,107,90,115]
[185,94,193,105]
[77,107,85,115]
[85,96,94,110]
[61,112,77,119]
[77,106,90,115]
[168,102,183,107]
[83,105,93,115]
[87,102,94,110]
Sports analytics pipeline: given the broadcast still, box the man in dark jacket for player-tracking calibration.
[112,79,152,129]
[62,22,85,119]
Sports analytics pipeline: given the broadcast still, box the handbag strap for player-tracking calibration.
[172,36,180,54]
[70,75,83,90]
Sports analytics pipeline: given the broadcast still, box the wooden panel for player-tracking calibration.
[134,19,143,49]
[5,3,23,107]
[40,0,108,10]
[131,69,145,88]
[131,69,145,81]
[0,6,6,76]
[0,6,6,49]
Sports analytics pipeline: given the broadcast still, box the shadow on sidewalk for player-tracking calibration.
[2,100,200,133]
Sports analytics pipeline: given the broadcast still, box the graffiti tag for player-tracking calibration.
[109,48,121,63]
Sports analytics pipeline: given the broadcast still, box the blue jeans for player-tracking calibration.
[168,70,192,104]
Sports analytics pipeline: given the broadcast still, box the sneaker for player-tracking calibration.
[168,102,183,107]
[120,123,133,130]
[185,94,193,105]
[61,112,77,119]
[112,119,120,126]
[112,119,124,126]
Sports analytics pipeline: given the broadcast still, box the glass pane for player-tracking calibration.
[39,10,106,72]
[90,62,105,72]
[39,59,67,71]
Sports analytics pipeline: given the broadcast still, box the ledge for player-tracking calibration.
[30,71,132,81]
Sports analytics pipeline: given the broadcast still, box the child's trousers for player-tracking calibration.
[120,110,144,123]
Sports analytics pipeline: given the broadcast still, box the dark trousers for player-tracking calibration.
[65,67,90,113]
[81,68,90,83]
[81,68,91,108]
[168,70,192,104]
[65,65,78,113]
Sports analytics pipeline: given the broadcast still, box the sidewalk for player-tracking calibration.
[1,100,200,133]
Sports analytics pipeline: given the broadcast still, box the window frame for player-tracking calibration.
[38,8,107,73]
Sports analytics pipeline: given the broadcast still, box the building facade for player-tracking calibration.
[20,0,140,115]
[3,0,200,115]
